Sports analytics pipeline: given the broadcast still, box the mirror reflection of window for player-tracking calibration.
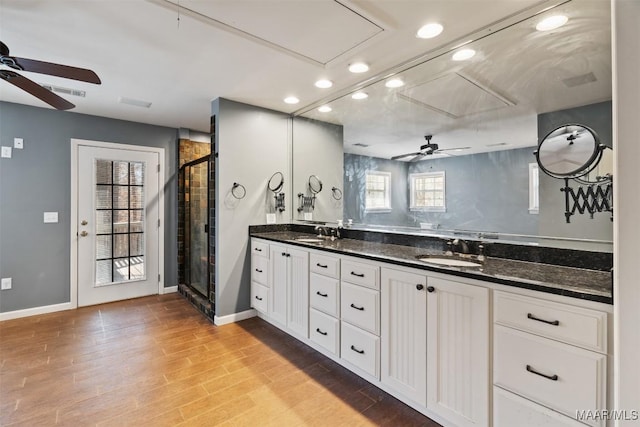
[410,171,446,212]
[365,171,391,211]
[529,163,540,215]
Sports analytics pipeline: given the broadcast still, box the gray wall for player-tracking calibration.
[0,102,178,313]
[292,117,344,223]
[538,101,613,245]
[344,149,538,235]
[213,98,290,318]
[343,153,411,226]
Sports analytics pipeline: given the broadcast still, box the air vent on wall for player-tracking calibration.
[353,143,370,147]
[41,84,86,98]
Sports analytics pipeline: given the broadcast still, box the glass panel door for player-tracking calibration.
[187,160,209,297]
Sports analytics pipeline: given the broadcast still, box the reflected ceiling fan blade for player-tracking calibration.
[11,57,101,84]
[391,151,423,160]
[438,146,471,152]
[409,154,426,162]
[0,70,75,110]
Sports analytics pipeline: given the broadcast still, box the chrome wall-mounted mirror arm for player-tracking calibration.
[267,172,286,212]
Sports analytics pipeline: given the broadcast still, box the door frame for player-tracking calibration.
[70,138,165,308]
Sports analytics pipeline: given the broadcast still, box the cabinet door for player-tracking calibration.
[269,243,288,326]
[381,267,427,406]
[427,276,490,427]
[286,247,309,338]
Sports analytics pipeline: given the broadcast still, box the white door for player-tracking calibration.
[381,267,427,406]
[76,143,160,307]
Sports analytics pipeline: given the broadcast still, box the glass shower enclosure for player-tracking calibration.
[180,155,210,299]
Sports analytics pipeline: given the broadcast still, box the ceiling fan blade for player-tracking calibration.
[1,70,75,110]
[12,56,101,84]
[409,154,426,162]
[438,146,471,152]
[391,151,423,160]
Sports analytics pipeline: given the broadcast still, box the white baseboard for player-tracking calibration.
[162,285,178,294]
[0,302,73,322]
[214,308,257,326]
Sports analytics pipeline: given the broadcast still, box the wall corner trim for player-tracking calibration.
[0,302,73,322]
[214,309,257,326]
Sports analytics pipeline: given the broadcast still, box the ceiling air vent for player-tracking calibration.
[118,97,152,108]
[353,143,370,147]
[562,72,597,88]
[41,84,86,98]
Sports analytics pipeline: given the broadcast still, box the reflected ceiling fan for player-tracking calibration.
[0,41,101,110]
[391,135,467,161]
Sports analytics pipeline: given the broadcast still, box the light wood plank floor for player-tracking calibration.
[0,294,441,426]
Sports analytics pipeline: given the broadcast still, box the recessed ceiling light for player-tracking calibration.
[452,49,476,61]
[315,79,333,89]
[351,92,368,100]
[536,15,568,31]
[318,105,332,113]
[385,78,404,88]
[348,62,369,73]
[416,23,444,39]
[284,96,299,104]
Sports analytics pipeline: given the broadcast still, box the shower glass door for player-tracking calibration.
[184,157,210,298]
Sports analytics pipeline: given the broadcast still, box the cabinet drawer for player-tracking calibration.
[494,291,608,353]
[341,259,379,290]
[251,282,269,314]
[341,282,379,335]
[341,321,379,378]
[494,325,606,426]
[251,255,269,286]
[310,253,340,279]
[310,273,339,317]
[251,239,269,258]
[494,387,587,427]
[310,309,339,356]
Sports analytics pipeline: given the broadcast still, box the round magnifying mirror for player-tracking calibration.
[536,124,601,178]
[308,175,323,194]
[268,171,284,193]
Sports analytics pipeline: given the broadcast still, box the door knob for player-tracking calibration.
[80,231,88,237]
[81,220,88,225]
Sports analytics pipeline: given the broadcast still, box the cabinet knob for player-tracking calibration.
[282,252,287,257]
[416,284,424,291]
[426,286,435,293]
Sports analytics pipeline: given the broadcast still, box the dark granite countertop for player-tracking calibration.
[250,231,613,304]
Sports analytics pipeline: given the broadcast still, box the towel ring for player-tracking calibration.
[232,182,246,199]
[331,186,343,200]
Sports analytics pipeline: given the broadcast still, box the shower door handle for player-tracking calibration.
[204,224,209,233]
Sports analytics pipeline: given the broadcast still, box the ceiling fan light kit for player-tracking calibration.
[0,41,101,110]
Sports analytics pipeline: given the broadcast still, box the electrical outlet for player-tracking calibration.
[14,138,24,149]
[1,146,11,158]
[1,278,12,290]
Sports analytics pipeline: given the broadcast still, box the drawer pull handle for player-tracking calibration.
[255,296,263,301]
[350,271,365,277]
[255,268,263,273]
[527,313,560,326]
[255,248,262,252]
[316,263,328,268]
[316,291,328,298]
[350,303,365,311]
[526,364,558,381]
[316,328,328,336]
[350,345,365,354]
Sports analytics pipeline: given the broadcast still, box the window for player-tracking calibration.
[529,163,539,214]
[365,171,391,211]
[410,171,446,212]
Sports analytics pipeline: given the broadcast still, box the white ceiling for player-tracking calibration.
[1,0,567,135]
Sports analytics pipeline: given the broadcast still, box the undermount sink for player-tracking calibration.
[294,237,325,243]
[418,257,483,268]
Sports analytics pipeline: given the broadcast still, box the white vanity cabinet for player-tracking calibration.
[309,252,341,356]
[250,239,270,315]
[340,257,380,379]
[268,242,309,338]
[493,291,609,427]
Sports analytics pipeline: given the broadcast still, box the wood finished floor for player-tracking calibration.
[0,294,441,426]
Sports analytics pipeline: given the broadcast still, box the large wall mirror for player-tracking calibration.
[292,0,612,252]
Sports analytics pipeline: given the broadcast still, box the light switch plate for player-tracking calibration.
[1,146,12,158]
[266,213,276,224]
[304,212,313,221]
[1,278,11,290]
[44,212,59,223]
[14,138,24,149]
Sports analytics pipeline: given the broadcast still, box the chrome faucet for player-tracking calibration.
[448,238,470,255]
[315,225,329,239]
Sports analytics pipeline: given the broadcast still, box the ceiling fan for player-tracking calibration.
[391,135,467,161]
[0,41,101,110]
